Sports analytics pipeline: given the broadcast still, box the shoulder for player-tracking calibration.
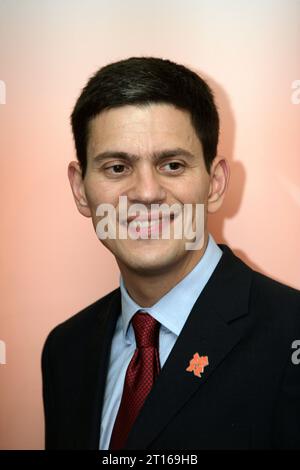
[246,265,300,337]
[220,243,300,334]
[222,242,300,308]
[42,287,120,357]
[251,269,300,311]
[219,243,300,313]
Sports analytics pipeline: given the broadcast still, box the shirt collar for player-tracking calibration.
[119,233,223,344]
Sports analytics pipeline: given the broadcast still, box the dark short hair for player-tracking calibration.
[70,56,219,178]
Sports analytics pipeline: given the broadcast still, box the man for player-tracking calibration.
[42,56,300,450]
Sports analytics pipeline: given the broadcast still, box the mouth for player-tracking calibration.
[128,212,175,226]
[120,212,178,238]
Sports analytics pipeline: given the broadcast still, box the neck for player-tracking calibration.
[118,233,209,307]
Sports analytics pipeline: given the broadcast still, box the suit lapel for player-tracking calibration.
[124,244,253,449]
[75,289,121,449]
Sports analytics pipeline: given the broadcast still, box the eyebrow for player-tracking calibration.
[92,147,196,165]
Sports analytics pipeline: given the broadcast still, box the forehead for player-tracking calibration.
[87,103,202,156]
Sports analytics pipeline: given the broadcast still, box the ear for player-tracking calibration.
[207,157,230,214]
[67,161,92,217]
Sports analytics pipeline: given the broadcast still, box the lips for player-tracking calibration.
[127,212,178,239]
[125,212,176,225]
[129,218,169,229]
[127,216,175,238]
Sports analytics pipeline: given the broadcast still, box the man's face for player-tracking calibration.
[74,103,214,276]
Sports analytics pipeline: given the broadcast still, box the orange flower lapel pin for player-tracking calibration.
[186,353,209,378]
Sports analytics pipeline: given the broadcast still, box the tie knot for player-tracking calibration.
[131,311,160,348]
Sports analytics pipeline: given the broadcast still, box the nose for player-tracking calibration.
[126,164,167,205]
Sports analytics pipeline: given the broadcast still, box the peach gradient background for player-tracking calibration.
[0,0,299,449]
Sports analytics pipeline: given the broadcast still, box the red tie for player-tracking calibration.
[109,310,161,450]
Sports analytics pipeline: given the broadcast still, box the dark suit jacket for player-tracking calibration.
[42,244,300,449]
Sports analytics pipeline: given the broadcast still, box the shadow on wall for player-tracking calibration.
[195,68,267,276]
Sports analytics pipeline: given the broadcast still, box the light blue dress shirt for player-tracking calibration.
[99,233,223,449]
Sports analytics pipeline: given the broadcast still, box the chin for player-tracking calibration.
[119,246,184,275]
[125,259,172,276]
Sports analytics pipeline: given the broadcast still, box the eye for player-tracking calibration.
[105,164,127,175]
[162,162,184,172]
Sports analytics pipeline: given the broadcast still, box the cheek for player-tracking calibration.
[84,179,120,209]
[177,181,209,204]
